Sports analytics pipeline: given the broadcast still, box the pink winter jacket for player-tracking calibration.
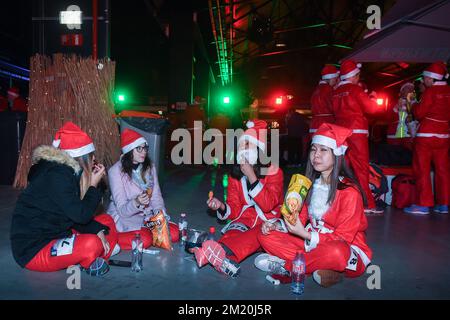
[106,161,166,232]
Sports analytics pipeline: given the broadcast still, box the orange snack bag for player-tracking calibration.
[144,210,172,251]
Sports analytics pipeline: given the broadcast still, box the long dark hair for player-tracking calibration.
[305,146,367,207]
[121,150,152,182]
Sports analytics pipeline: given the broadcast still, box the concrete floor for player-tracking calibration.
[0,165,449,300]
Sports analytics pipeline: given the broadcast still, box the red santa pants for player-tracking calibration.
[218,226,262,263]
[346,134,376,208]
[257,230,366,277]
[413,137,449,206]
[117,222,180,250]
[25,214,119,272]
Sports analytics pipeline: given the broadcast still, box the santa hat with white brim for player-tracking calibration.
[312,123,353,156]
[121,128,148,154]
[52,121,95,158]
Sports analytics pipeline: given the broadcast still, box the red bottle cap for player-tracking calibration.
[209,227,216,234]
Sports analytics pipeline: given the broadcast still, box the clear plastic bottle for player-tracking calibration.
[131,233,143,272]
[291,252,305,295]
[179,213,188,246]
[207,226,216,241]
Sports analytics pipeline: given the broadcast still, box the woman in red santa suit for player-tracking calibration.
[193,119,284,277]
[256,123,372,288]
[332,60,382,215]
[404,61,450,215]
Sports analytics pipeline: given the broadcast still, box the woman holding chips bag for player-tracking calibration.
[256,123,372,288]
[107,129,179,250]
[194,120,284,277]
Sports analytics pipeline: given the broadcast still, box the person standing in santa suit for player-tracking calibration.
[8,87,28,112]
[404,61,450,215]
[309,65,340,136]
[256,123,372,288]
[193,119,284,277]
[332,60,382,215]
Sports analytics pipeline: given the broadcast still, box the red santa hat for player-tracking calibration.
[238,119,267,152]
[422,61,449,80]
[7,87,20,98]
[121,128,147,154]
[52,121,95,158]
[312,123,353,156]
[321,65,340,80]
[340,60,362,80]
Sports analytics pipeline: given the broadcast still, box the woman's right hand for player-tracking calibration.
[261,221,276,235]
[207,197,225,211]
[90,163,106,187]
[136,192,150,206]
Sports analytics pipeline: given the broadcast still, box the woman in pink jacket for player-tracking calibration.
[107,129,179,249]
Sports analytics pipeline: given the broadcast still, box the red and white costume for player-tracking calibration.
[216,120,284,263]
[309,65,339,135]
[332,60,379,209]
[412,62,450,207]
[258,123,372,277]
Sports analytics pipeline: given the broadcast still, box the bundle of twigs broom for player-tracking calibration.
[13,54,120,189]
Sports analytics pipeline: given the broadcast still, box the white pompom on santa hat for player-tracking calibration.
[121,128,147,154]
[238,119,268,152]
[423,61,449,80]
[312,123,353,156]
[321,64,340,80]
[339,60,362,80]
[52,121,95,158]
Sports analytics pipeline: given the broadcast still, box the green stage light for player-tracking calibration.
[223,96,230,104]
[118,94,125,102]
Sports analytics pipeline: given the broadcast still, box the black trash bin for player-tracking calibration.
[118,116,170,181]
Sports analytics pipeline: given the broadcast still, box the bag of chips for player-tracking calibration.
[144,210,173,251]
[280,174,312,225]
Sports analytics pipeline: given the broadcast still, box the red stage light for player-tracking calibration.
[275,97,283,105]
[376,98,384,106]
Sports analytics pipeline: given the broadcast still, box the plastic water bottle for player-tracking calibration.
[179,213,188,246]
[131,233,143,272]
[291,252,305,295]
[207,226,216,241]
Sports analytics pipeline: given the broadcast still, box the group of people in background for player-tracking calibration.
[309,60,449,216]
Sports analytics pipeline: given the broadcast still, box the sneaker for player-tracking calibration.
[364,207,384,215]
[200,240,240,277]
[404,205,430,215]
[193,247,209,268]
[84,257,110,276]
[254,253,290,276]
[433,205,449,214]
[110,244,121,257]
[312,270,343,288]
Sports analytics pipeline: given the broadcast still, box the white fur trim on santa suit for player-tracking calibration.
[305,230,320,252]
[52,142,96,158]
[423,70,445,80]
[122,137,147,154]
[238,134,266,152]
[340,67,360,80]
[312,134,348,156]
[217,203,232,220]
[7,91,19,98]
[308,179,330,221]
[322,72,339,80]
[433,81,448,86]
[248,181,264,198]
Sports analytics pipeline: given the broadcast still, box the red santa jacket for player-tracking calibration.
[218,166,284,232]
[413,81,450,138]
[310,82,335,133]
[332,81,379,135]
[298,181,372,267]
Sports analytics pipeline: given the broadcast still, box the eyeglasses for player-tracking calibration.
[136,145,149,153]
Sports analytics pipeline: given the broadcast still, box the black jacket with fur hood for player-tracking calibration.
[10,145,109,268]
